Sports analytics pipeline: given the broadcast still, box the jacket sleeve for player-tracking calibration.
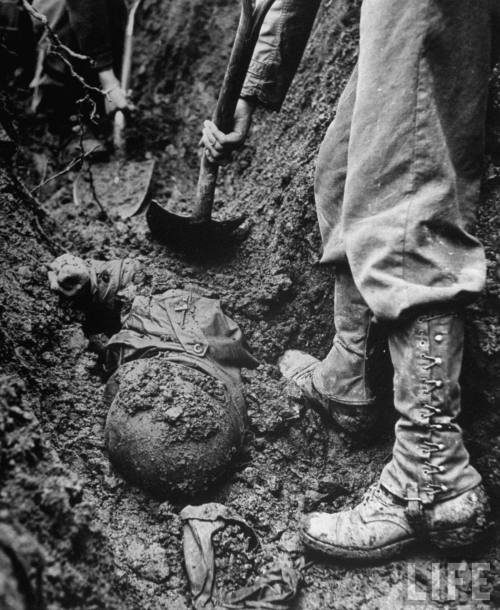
[240,0,321,111]
[65,0,114,70]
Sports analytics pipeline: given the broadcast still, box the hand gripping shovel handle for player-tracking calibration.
[113,0,143,156]
[192,0,276,223]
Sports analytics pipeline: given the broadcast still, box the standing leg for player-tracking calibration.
[280,67,382,436]
[315,66,357,266]
[302,311,489,560]
[340,0,491,321]
[302,0,494,560]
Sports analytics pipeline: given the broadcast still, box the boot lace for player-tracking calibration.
[361,483,381,506]
[418,335,449,499]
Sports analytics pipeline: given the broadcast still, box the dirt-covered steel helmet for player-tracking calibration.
[104,354,245,498]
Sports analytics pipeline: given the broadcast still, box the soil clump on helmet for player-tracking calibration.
[105,354,243,498]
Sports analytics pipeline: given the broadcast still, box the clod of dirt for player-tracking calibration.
[213,523,259,595]
[105,355,244,498]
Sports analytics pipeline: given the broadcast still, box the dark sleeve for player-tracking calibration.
[240,0,321,111]
[65,0,113,70]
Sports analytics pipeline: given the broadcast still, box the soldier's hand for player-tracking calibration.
[48,254,90,297]
[201,97,255,165]
[99,69,130,116]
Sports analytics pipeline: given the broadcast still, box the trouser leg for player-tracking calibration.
[313,265,376,406]
[315,65,356,264]
[314,65,378,405]
[334,0,493,321]
[281,66,381,432]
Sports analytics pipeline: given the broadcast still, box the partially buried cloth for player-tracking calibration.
[48,254,259,498]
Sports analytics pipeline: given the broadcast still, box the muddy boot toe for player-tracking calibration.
[279,349,378,436]
[301,484,417,561]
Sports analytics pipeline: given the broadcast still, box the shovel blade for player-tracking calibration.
[73,158,155,219]
[146,198,247,246]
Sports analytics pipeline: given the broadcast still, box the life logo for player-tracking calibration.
[405,562,491,605]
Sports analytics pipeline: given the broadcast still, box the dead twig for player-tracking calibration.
[21,0,88,62]
[84,159,117,229]
[30,146,99,193]
[23,0,102,102]
[76,119,117,229]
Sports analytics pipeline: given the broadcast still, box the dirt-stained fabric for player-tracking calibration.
[218,557,305,610]
[104,287,259,403]
[244,0,499,321]
[317,0,497,320]
[181,504,303,610]
[180,503,258,610]
[241,0,320,111]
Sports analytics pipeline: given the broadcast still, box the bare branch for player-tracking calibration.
[50,49,102,97]
[21,0,89,62]
[22,0,103,101]
[30,147,100,193]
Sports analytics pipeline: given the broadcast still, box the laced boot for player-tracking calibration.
[279,269,380,434]
[302,312,491,560]
[302,481,489,560]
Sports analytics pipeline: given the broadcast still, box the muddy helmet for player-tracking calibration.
[104,354,245,498]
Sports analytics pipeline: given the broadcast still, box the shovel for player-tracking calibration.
[147,0,275,245]
[73,0,155,219]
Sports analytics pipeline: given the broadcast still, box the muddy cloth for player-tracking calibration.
[104,287,259,416]
[31,0,126,88]
[181,504,302,610]
[246,0,499,322]
[219,557,304,610]
[312,266,376,407]
[180,503,258,610]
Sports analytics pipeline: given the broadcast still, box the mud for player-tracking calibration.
[1,0,500,608]
[106,356,239,498]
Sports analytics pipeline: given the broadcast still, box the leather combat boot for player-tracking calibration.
[302,313,491,560]
[279,269,379,434]
[302,482,489,560]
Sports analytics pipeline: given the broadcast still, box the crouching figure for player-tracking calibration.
[48,254,258,498]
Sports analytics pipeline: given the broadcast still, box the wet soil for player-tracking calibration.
[2,0,500,608]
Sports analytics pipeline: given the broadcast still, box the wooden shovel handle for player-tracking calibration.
[113,0,143,156]
[192,0,276,223]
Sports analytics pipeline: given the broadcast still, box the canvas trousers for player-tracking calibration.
[313,0,498,501]
[316,0,497,322]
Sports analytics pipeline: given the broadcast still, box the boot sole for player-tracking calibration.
[302,524,490,561]
[301,529,417,561]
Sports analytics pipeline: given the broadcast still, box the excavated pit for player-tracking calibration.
[1,0,500,608]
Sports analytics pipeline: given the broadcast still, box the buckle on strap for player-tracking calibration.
[404,483,427,535]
